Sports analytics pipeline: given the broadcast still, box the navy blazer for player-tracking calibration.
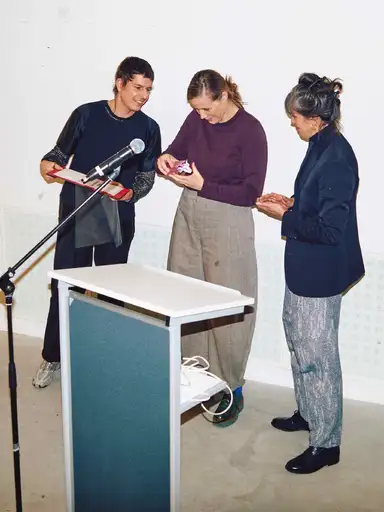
[281,124,365,298]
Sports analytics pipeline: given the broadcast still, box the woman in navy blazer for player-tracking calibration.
[257,73,364,474]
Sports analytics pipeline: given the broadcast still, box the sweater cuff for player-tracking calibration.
[41,146,69,168]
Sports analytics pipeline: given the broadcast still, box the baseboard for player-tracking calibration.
[245,357,384,406]
[245,357,294,390]
[0,316,45,341]
[2,318,384,406]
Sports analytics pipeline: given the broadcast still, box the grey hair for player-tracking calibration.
[285,73,343,130]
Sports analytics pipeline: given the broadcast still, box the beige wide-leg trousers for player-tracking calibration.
[167,188,257,390]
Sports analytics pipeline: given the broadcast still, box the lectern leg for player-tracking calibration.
[168,322,181,511]
[58,282,75,512]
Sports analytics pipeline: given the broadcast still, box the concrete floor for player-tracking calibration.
[1,333,383,512]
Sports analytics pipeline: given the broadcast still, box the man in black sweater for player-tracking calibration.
[33,56,161,388]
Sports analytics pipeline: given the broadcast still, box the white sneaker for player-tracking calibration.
[32,360,61,388]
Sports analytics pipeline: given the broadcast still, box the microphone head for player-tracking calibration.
[130,138,145,155]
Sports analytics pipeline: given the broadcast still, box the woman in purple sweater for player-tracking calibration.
[157,70,268,426]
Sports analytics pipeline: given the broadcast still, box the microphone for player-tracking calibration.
[82,138,145,183]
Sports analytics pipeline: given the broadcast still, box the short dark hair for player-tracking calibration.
[187,69,244,110]
[285,73,343,130]
[113,56,154,95]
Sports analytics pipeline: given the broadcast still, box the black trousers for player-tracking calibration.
[42,199,135,362]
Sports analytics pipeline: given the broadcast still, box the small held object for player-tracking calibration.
[170,160,193,176]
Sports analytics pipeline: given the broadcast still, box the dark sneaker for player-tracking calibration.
[212,390,244,428]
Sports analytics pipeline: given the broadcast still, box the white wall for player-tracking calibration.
[1,0,383,404]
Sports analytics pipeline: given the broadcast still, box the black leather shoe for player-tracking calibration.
[271,410,310,432]
[285,446,340,474]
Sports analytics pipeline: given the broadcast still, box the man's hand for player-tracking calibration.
[40,160,62,184]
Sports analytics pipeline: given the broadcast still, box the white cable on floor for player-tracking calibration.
[181,355,233,416]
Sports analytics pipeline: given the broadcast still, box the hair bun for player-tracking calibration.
[298,73,343,96]
[298,73,323,88]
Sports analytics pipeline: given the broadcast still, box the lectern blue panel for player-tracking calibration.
[69,297,170,511]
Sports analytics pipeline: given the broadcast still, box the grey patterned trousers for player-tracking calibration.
[282,286,343,448]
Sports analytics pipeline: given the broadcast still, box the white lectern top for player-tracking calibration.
[49,263,254,319]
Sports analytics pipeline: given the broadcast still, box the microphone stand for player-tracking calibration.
[0,168,121,512]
